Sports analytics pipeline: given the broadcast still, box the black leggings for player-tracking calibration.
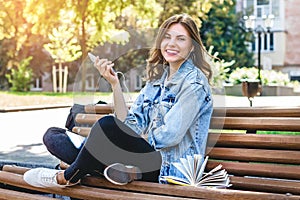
[44,116,162,183]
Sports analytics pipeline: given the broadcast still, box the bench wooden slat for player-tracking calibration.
[72,127,91,137]
[209,147,300,164]
[76,114,300,132]
[81,176,300,200]
[3,165,300,200]
[71,129,300,151]
[86,105,300,117]
[230,176,300,195]
[208,133,300,150]
[211,117,300,131]
[75,113,107,125]
[206,160,300,180]
[0,171,193,200]
[0,188,56,200]
[84,104,114,114]
[215,106,300,117]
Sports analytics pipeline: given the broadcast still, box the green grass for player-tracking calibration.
[2,91,73,97]
[210,129,300,135]
[1,91,114,97]
[257,131,300,135]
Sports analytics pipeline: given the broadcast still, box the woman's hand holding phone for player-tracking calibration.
[88,53,118,86]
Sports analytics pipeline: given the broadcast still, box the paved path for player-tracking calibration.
[0,107,71,168]
[0,95,300,169]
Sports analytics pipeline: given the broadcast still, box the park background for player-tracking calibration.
[0,0,300,100]
[0,0,300,147]
[0,1,299,198]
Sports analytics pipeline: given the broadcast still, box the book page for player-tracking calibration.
[193,154,202,182]
[199,170,228,184]
[200,164,223,181]
[186,155,195,184]
[199,177,231,188]
[169,155,231,188]
[172,160,192,184]
[195,156,208,183]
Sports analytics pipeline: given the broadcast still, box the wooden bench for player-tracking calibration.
[1,105,300,199]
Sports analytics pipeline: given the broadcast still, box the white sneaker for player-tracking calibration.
[23,168,66,188]
[104,163,142,185]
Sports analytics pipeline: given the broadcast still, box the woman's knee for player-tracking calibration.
[90,116,115,135]
[43,127,66,147]
[97,115,115,128]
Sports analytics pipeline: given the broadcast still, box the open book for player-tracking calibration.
[161,155,231,188]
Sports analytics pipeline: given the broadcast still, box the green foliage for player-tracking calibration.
[208,46,234,88]
[0,0,259,92]
[5,57,33,92]
[200,0,255,71]
[44,25,82,63]
[156,0,214,26]
[0,0,61,79]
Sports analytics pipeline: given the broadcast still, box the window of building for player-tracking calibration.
[243,0,277,52]
[269,32,274,51]
[86,74,95,90]
[257,3,270,18]
[31,76,43,91]
[244,0,279,18]
[257,0,269,5]
[251,32,274,52]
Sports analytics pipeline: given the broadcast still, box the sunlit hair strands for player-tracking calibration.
[146,13,213,82]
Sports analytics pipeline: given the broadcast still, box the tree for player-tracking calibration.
[156,0,214,26]
[44,25,82,65]
[5,57,33,92]
[0,0,162,91]
[0,0,63,88]
[48,0,162,91]
[200,0,254,71]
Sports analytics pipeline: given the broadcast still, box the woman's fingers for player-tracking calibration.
[107,63,115,75]
[94,57,118,86]
[95,58,113,74]
[94,58,116,81]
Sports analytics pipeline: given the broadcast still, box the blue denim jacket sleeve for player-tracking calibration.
[151,77,207,149]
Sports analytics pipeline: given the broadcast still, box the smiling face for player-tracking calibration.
[160,23,194,70]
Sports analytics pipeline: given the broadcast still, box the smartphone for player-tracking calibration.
[88,52,115,74]
[87,52,97,63]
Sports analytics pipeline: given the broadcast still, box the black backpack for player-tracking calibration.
[65,100,107,131]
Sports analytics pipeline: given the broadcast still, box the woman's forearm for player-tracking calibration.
[112,81,128,121]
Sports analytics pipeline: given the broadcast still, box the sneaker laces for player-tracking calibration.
[40,171,58,185]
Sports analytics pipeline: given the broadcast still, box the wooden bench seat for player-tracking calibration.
[1,105,300,199]
[1,166,299,200]
[206,133,300,195]
[0,187,56,200]
[70,105,300,197]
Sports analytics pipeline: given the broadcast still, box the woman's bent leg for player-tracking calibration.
[43,127,81,165]
[64,116,162,183]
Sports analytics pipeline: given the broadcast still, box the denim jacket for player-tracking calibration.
[124,59,213,182]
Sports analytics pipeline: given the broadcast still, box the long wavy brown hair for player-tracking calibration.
[146,14,212,82]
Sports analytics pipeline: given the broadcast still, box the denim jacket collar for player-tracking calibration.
[152,59,195,87]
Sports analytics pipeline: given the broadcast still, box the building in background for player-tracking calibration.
[237,0,300,81]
